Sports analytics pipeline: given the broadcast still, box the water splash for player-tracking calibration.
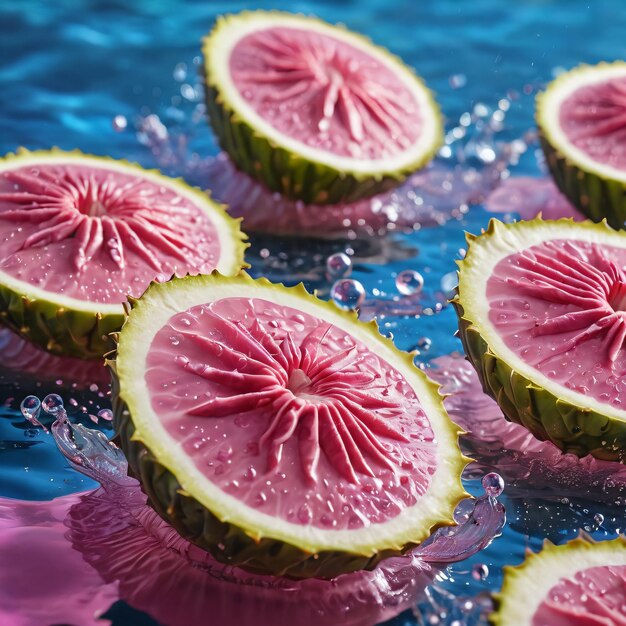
[14,390,506,626]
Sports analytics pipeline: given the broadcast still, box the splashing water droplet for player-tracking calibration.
[472,563,489,580]
[97,408,114,422]
[331,279,365,310]
[112,115,127,132]
[326,252,352,279]
[594,513,605,526]
[395,269,424,295]
[482,472,504,497]
[42,393,64,415]
[20,395,42,426]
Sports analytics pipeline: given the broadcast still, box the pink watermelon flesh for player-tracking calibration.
[146,296,438,530]
[0,162,222,304]
[229,27,423,159]
[487,239,626,407]
[559,76,626,170]
[532,564,626,626]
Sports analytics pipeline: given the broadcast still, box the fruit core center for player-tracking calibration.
[287,368,313,396]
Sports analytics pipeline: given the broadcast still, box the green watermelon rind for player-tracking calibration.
[537,61,626,230]
[453,218,626,462]
[202,11,443,205]
[490,535,626,626]
[110,272,469,579]
[0,148,248,360]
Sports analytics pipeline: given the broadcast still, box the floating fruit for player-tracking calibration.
[454,217,626,461]
[537,61,626,229]
[0,149,247,358]
[111,272,467,579]
[202,11,442,205]
[491,536,626,625]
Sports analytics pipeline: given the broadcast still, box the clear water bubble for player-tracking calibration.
[417,337,432,351]
[42,393,64,415]
[594,513,604,526]
[20,395,41,424]
[440,271,458,297]
[482,472,504,497]
[395,269,424,296]
[326,252,352,279]
[97,408,114,422]
[472,563,489,580]
[112,115,127,132]
[331,279,365,310]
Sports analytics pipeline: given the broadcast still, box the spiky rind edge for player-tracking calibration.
[537,62,626,230]
[202,10,443,205]
[0,147,248,359]
[109,271,469,579]
[490,534,626,625]
[453,217,626,461]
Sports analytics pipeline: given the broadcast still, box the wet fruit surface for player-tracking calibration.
[147,296,438,529]
[230,26,423,159]
[488,238,626,406]
[0,159,222,303]
[560,76,626,170]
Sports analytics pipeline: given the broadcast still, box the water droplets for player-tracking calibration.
[42,393,64,415]
[20,395,43,429]
[97,408,114,422]
[471,563,489,580]
[395,269,424,295]
[326,252,352,279]
[331,278,365,310]
[112,114,128,132]
[482,472,504,497]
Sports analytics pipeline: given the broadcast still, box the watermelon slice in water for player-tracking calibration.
[537,62,626,229]
[202,11,442,205]
[111,273,467,579]
[492,536,626,626]
[454,218,626,461]
[0,149,247,358]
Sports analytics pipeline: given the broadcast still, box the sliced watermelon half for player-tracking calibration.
[111,272,467,579]
[492,536,626,626]
[0,148,247,358]
[454,217,626,461]
[202,11,443,205]
[537,61,626,229]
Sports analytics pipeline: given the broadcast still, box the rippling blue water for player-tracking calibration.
[1,1,626,625]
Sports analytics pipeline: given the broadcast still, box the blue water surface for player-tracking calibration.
[1,1,626,625]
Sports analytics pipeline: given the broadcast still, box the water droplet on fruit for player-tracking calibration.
[20,396,41,424]
[298,503,313,523]
[472,563,489,580]
[326,252,352,279]
[97,408,113,421]
[482,472,504,497]
[42,394,64,415]
[331,279,365,310]
[395,269,424,295]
